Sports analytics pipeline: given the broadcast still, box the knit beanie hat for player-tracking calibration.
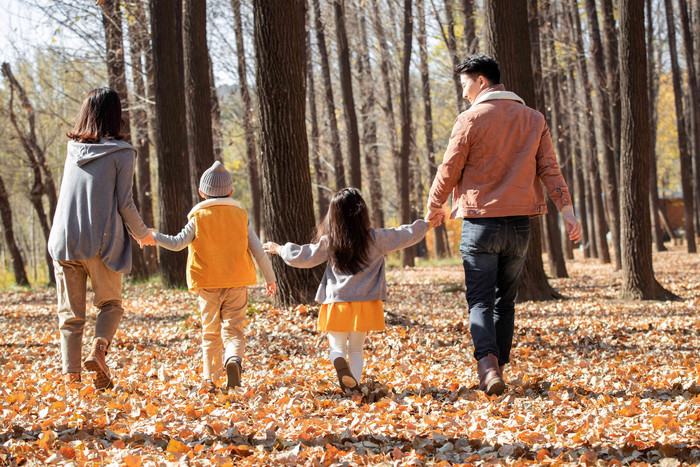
[199,161,233,197]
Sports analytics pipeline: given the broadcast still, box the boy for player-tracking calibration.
[150,161,276,392]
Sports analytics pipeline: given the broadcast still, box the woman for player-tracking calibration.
[48,88,155,389]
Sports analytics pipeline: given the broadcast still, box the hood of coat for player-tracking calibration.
[67,138,135,167]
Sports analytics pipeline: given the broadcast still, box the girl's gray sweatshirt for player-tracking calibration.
[279,219,429,304]
[48,138,149,274]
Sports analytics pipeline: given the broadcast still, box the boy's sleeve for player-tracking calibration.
[153,218,196,251]
[374,219,430,254]
[279,237,329,268]
[247,224,276,283]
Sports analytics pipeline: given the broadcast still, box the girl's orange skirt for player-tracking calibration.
[318,300,385,332]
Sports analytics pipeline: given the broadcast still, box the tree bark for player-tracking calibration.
[0,174,30,287]
[584,0,622,269]
[311,0,346,190]
[436,0,464,114]
[254,0,323,306]
[528,0,567,278]
[677,0,700,240]
[484,0,561,301]
[125,0,158,276]
[601,0,621,173]
[662,0,697,253]
[232,0,262,236]
[333,0,362,188]
[357,8,385,228]
[209,54,224,162]
[183,0,215,204]
[460,0,477,53]
[1,62,56,285]
[150,0,192,287]
[645,0,666,252]
[618,0,678,300]
[417,0,447,257]
[568,1,611,264]
[399,0,415,267]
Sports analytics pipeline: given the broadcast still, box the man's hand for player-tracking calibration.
[135,228,156,249]
[426,204,447,228]
[561,207,582,244]
[266,282,276,295]
[263,242,281,254]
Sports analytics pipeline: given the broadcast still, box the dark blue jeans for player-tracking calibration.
[460,216,531,366]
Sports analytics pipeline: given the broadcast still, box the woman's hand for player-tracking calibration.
[263,242,281,254]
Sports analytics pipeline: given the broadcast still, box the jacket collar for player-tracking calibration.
[472,84,525,107]
[188,198,241,218]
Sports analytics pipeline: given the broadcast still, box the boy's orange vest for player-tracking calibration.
[186,199,257,291]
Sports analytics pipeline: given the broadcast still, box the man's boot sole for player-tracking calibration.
[485,377,506,396]
[84,359,112,389]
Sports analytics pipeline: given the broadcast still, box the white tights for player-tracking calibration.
[328,331,366,381]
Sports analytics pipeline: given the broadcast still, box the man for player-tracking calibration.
[427,55,581,395]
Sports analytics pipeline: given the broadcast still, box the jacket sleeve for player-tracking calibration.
[116,149,150,239]
[536,122,573,212]
[247,224,276,283]
[279,237,329,269]
[374,220,430,254]
[153,218,196,251]
[428,115,470,209]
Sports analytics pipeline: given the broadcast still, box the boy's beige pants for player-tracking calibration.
[197,287,248,382]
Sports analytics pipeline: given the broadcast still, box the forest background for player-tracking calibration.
[0,0,698,305]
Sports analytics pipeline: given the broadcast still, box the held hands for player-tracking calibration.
[266,282,277,295]
[134,228,157,249]
[263,242,281,254]
[425,204,447,228]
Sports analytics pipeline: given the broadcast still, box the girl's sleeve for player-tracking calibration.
[247,224,276,283]
[374,219,430,254]
[153,218,196,251]
[279,237,329,268]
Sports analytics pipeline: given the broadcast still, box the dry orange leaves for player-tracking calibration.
[0,246,698,465]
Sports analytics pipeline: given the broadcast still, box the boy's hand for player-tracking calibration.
[263,242,281,254]
[266,282,276,295]
[136,228,157,249]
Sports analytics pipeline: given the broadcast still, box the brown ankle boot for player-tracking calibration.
[499,365,505,378]
[477,354,506,396]
[85,337,113,389]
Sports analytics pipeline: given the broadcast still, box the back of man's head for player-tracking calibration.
[454,54,500,85]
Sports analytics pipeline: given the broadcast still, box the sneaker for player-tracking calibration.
[84,337,113,390]
[225,358,242,390]
[332,357,358,392]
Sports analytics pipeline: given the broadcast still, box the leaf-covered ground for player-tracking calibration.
[1,246,699,466]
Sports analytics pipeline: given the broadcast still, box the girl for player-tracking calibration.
[264,188,434,392]
[48,88,155,389]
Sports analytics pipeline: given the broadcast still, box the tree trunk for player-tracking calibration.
[418,0,447,257]
[0,174,30,287]
[484,0,561,300]
[183,0,215,204]
[645,0,666,252]
[1,62,56,285]
[461,0,477,53]
[125,0,158,276]
[662,0,697,253]
[150,0,192,287]
[569,1,611,264]
[677,0,700,242]
[437,0,464,114]
[232,0,262,236]
[618,0,678,300]
[254,0,323,306]
[584,0,622,270]
[209,54,224,162]
[333,0,362,188]
[399,0,415,267]
[311,0,346,190]
[357,9,384,228]
[601,0,621,174]
[527,0,567,278]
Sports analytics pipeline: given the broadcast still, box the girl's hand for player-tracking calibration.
[266,282,276,295]
[263,242,281,254]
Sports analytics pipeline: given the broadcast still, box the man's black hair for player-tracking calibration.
[454,54,500,84]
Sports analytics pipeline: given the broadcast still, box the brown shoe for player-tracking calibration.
[499,365,505,379]
[477,354,506,396]
[333,357,358,392]
[225,358,242,390]
[84,337,112,390]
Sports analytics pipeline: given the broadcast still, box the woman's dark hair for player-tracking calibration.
[454,54,501,84]
[66,88,125,143]
[315,188,372,274]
